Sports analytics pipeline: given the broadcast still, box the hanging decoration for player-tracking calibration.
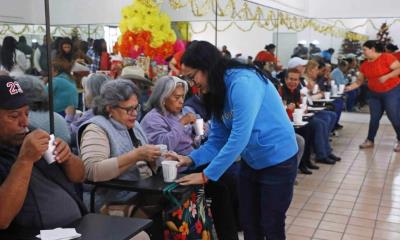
[376,23,392,45]
[0,24,102,38]
[118,0,177,63]
[166,0,371,41]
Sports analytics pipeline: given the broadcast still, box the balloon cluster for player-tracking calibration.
[118,0,179,63]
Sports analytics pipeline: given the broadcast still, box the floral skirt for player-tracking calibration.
[163,186,216,240]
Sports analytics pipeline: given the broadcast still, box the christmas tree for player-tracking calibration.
[377,23,392,45]
[340,32,362,56]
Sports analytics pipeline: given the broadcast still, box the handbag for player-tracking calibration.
[162,183,217,240]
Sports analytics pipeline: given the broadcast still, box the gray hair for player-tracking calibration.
[144,76,188,113]
[83,73,110,107]
[92,79,141,117]
[15,75,48,111]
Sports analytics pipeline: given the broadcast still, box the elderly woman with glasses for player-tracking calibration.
[140,76,197,155]
[78,79,161,208]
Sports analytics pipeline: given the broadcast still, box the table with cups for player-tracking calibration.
[85,144,193,213]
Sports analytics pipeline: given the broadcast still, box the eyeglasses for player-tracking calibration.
[180,70,198,84]
[115,104,141,115]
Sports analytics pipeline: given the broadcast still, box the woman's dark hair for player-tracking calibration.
[57,37,73,61]
[93,39,104,56]
[181,40,269,121]
[1,36,17,71]
[363,40,385,53]
[386,43,399,52]
[265,44,276,51]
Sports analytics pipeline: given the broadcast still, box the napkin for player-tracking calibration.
[36,228,81,240]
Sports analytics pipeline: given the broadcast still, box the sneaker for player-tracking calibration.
[394,142,400,152]
[359,140,374,149]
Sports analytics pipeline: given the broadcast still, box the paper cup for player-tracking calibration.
[331,85,338,96]
[43,134,56,164]
[193,118,204,136]
[324,92,331,100]
[293,111,303,124]
[339,84,345,94]
[161,160,178,182]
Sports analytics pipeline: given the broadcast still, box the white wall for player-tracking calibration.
[308,0,400,18]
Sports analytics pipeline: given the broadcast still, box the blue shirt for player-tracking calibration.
[330,68,348,85]
[189,68,298,181]
[48,73,78,113]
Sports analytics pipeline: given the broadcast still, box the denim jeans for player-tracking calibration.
[332,98,344,125]
[314,110,337,132]
[345,89,359,111]
[239,156,297,240]
[367,85,400,142]
[309,117,332,159]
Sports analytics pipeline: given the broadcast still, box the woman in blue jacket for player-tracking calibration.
[174,41,298,240]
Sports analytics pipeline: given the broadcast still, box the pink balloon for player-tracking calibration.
[174,40,186,53]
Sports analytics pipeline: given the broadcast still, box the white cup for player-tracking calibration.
[161,160,178,182]
[43,134,56,164]
[331,85,338,96]
[293,111,303,124]
[193,118,204,136]
[324,92,331,100]
[339,84,345,94]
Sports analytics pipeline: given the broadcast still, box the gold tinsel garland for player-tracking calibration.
[0,25,102,38]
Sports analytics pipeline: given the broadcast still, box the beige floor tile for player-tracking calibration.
[375,220,400,233]
[323,213,349,224]
[286,234,311,240]
[326,206,352,216]
[348,216,376,228]
[292,217,321,229]
[351,209,378,220]
[345,225,374,238]
[342,233,372,240]
[318,220,346,233]
[304,203,330,212]
[330,200,355,209]
[287,225,316,238]
[313,229,343,240]
[373,229,400,240]
[297,210,325,221]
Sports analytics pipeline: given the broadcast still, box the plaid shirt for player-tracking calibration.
[87,48,100,73]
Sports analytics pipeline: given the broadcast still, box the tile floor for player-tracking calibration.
[239,114,400,240]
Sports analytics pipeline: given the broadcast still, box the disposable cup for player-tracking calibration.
[193,118,204,136]
[43,134,56,164]
[293,111,303,124]
[339,84,345,94]
[324,92,331,100]
[161,160,178,182]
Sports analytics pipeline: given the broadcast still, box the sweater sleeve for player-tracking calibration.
[80,123,119,182]
[141,111,189,152]
[192,74,265,180]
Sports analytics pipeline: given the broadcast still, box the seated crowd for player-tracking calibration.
[1,36,396,239]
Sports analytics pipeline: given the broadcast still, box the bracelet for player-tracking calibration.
[201,171,208,184]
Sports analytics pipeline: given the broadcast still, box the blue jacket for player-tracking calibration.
[189,68,298,181]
